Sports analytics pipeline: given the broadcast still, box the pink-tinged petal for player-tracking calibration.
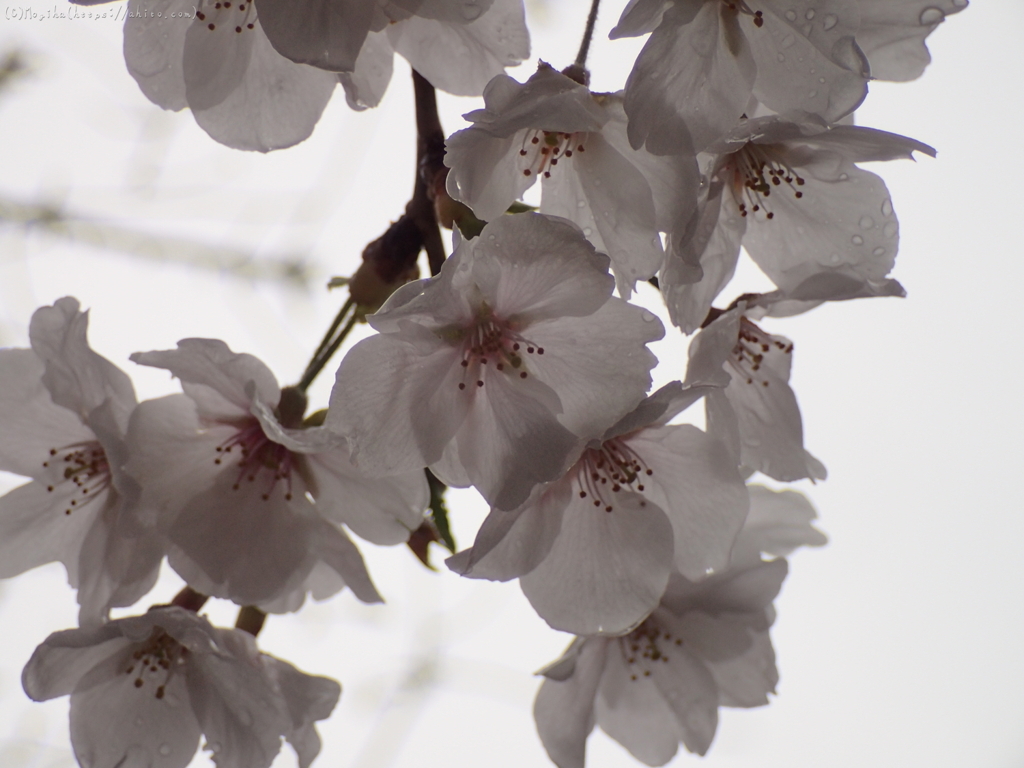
[472,213,614,322]
[662,184,746,334]
[610,0,673,38]
[192,23,337,152]
[521,493,673,635]
[445,126,537,221]
[126,394,228,526]
[534,638,608,768]
[602,381,711,439]
[706,625,777,707]
[339,30,394,110]
[388,0,529,97]
[647,640,719,755]
[543,132,663,296]
[309,451,427,545]
[328,330,470,475]
[256,0,380,72]
[799,125,935,162]
[596,647,685,766]
[22,625,127,701]
[250,397,345,454]
[30,297,137,432]
[123,0,190,111]
[453,366,580,510]
[730,484,827,566]
[527,298,662,437]
[310,518,384,604]
[131,338,279,420]
[450,480,569,580]
[187,635,289,768]
[262,655,340,768]
[70,646,201,768]
[856,0,967,82]
[0,349,94,478]
[750,0,868,123]
[757,273,906,318]
[183,10,255,111]
[627,425,748,580]
[0,480,101,581]
[165,470,316,605]
[625,2,755,155]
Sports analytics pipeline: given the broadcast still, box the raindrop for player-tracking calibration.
[641,310,657,323]
[785,9,797,21]
[487,234,496,241]
[859,215,874,229]
[822,13,837,30]
[838,173,849,181]
[808,90,817,99]
[880,199,893,216]
[805,9,815,19]
[829,253,841,264]
[577,200,586,208]
[872,246,886,256]
[461,2,482,20]
[208,742,222,753]
[781,34,796,48]
[583,227,593,236]
[951,0,966,6]
[883,221,898,238]
[818,76,826,83]
[919,6,944,24]
[851,235,864,245]
[159,744,172,757]
[777,53,786,62]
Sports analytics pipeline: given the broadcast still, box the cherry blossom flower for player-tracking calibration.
[448,382,748,635]
[22,606,340,768]
[445,64,698,295]
[661,114,933,332]
[611,0,871,156]
[121,0,337,151]
[532,484,826,767]
[0,298,162,627]
[856,0,968,82]
[328,212,664,511]
[340,0,530,109]
[126,339,428,609]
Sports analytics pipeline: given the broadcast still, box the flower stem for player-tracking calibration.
[170,586,209,612]
[235,606,267,637]
[298,297,355,391]
[574,0,602,68]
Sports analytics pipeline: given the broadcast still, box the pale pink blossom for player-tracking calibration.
[856,0,968,82]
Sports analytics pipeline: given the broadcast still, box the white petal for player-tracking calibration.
[182,9,255,111]
[123,0,190,110]
[310,518,384,604]
[730,484,827,566]
[262,655,340,768]
[856,0,966,82]
[648,641,719,755]
[706,624,777,707]
[521,493,673,635]
[445,126,535,221]
[257,0,379,72]
[339,29,394,110]
[22,624,128,701]
[627,425,748,580]
[192,23,338,152]
[534,638,608,768]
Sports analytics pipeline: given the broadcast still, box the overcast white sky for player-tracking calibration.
[0,2,1021,767]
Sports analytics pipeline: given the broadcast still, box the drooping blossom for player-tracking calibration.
[121,0,337,150]
[340,0,530,108]
[661,114,933,332]
[328,212,664,511]
[532,484,826,767]
[126,338,428,609]
[611,0,871,156]
[448,382,748,635]
[445,64,698,295]
[855,0,968,82]
[22,606,340,768]
[0,298,162,627]
[684,299,826,482]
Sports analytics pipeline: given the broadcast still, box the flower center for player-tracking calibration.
[720,0,764,27]
[574,437,653,513]
[618,616,682,681]
[455,312,544,391]
[41,441,111,515]
[518,130,587,179]
[725,143,805,220]
[729,317,793,388]
[195,0,256,34]
[213,419,295,501]
[123,627,189,701]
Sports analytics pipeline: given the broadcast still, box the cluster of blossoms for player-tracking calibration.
[2,0,965,765]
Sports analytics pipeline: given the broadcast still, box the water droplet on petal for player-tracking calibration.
[641,310,657,323]
[808,90,817,98]
[781,34,795,48]
[883,221,898,238]
[209,742,222,753]
[159,744,172,757]
[838,173,849,181]
[487,234,496,241]
[859,216,874,229]
[881,199,893,216]
[919,6,945,24]
[851,235,864,245]
[577,200,586,208]
[952,0,966,7]
[777,53,786,62]
[583,227,593,236]
[784,9,797,21]
[461,2,482,20]
[829,253,841,264]
[805,8,815,19]
[822,14,838,30]
[872,246,886,256]
[818,76,826,83]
